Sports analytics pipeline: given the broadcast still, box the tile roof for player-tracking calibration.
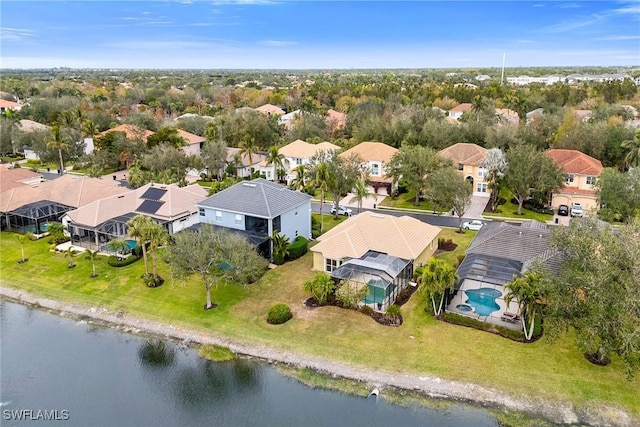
[0,174,128,213]
[312,211,441,261]
[65,183,207,227]
[449,103,473,112]
[438,143,487,166]
[255,104,285,116]
[0,167,43,193]
[197,178,312,219]
[176,129,205,146]
[0,99,21,108]
[225,147,266,167]
[546,149,603,176]
[466,221,552,264]
[340,141,398,163]
[97,124,155,142]
[279,139,340,159]
[16,119,49,133]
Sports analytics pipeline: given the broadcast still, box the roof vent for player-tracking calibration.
[242,183,256,187]
[518,231,523,235]
[539,234,543,238]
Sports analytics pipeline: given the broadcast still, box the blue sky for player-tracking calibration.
[1,1,639,69]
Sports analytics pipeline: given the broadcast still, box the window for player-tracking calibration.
[234,214,242,225]
[566,174,575,184]
[215,211,222,222]
[325,258,341,272]
[476,183,487,193]
[198,208,205,216]
[477,167,486,178]
[586,176,596,185]
[296,158,302,165]
[457,163,464,171]
[370,163,380,176]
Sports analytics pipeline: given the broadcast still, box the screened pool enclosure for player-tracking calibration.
[331,251,413,312]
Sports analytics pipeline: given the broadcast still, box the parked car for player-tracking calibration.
[330,205,352,216]
[462,220,485,231]
[558,204,569,216]
[570,203,583,217]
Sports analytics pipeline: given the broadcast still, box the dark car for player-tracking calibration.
[558,204,569,216]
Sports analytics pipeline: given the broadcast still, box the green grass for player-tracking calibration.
[1,231,638,419]
[312,213,348,234]
[378,191,443,212]
[198,344,235,361]
[483,188,553,222]
[433,227,477,267]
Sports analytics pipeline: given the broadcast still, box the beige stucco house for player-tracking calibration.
[339,141,398,195]
[438,143,489,196]
[546,149,603,213]
[278,139,340,184]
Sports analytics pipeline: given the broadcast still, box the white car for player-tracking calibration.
[462,220,485,231]
[330,205,352,216]
[570,203,583,217]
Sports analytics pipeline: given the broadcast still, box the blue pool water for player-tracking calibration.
[465,288,501,316]
[100,239,137,254]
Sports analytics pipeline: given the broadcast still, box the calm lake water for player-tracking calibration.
[0,301,499,427]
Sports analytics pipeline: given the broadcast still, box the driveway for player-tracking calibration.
[466,196,490,219]
[339,193,387,211]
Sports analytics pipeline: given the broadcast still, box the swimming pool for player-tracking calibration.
[100,239,138,254]
[464,288,501,317]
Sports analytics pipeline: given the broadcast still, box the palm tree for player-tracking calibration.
[265,145,284,182]
[81,120,98,141]
[310,162,331,234]
[418,258,459,316]
[126,215,153,276]
[504,271,544,341]
[270,231,290,265]
[106,238,128,258]
[349,180,376,213]
[481,148,508,212]
[17,233,33,263]
[290,165,307,191]
[64,247,77,268]
[239,136,259,175]
[147,222,168,280]
[621,130,640,169]
[45,125,71,175]
[85,249,99,277]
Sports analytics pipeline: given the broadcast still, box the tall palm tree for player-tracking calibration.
[418,258,459,316]
[64,247,77,268]
[290,165,307,191]
[349,180,376,214]
[621,130,640,169]
[81,120,98,140]
[45,125,71,174]
[126,215,153,276]
[265,145,284,182]
[504,271,544,341]
[85,249,100,278]
[239,136,259,175]
[17,233,33,263]
[310,162,331,234]
[481,148,508,212]
[147,222,169,280]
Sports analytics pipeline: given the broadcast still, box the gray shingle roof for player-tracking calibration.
[197,178,311,219]
[466,221,551,264]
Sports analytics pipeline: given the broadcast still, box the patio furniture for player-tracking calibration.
[501,312,520,323]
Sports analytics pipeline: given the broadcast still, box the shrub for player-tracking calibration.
[360,305,374,316]
[304,273,336,305]
[335,280,368,309]
[397,179,409,194]
[107,255,139,267]
[267,304,292,325]
[456,254,466,266]
[143,274,164,288]
[385,304,401,319]
[287,236,308,260]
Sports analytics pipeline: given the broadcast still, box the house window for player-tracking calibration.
[566,174,575,184]
[325,258,341,272]
[458,163,464,171]
[477,167,486,178]
[370,163,380,176]
[586,176,596,185]
[216,211,222,222]
[199,208,205,216]
[234,214,242,225]
[476,183,488,193]
[296,158,302,165]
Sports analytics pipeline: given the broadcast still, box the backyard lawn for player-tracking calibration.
[1,231,638,418]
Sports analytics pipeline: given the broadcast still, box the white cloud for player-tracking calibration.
[595,35,640,41]
[1,28,36,42]
[103,39,239,50]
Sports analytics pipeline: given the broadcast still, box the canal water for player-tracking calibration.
[1,301,498,426]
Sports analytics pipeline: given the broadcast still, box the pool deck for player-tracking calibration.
[447,282,522,331]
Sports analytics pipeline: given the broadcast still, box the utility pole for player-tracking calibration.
[501,52,506,86]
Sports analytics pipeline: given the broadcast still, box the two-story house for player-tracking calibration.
[546,149,603,213]
[438,143,489,196]
[196,178,312,260]
[278,139,340,184]
[448,103,473,120]
[339,141,398,195]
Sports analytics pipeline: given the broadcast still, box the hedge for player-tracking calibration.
[287,236,308,260]
[107,255,139,267]
[267,304,292,325]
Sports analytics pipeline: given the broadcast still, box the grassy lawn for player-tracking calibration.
[378,191,445,213]
[1,231,638,418]
[433,227,477,267]
[483,188,553,223]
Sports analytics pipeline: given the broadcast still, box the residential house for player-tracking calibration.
[278,139,340,184]
[176,129,205,157]
[311,211,441,312]
[438,143,489,196]
[0,99,23,113]
[0,175,127,233]
[475,75,491,82]
[448,220,556,327]
[225,147,267,179]
[196,178,312,260]
[448,103,473,120]
[326,109,346,135]
[0,166,43,193]
[14,120,50,160]
[526,108,544,126]
[546,149,603,213]
[340,141,398,195]
[62,183,208,251]
[255,104,286,117]
[278,109,301,131]
[495,108,520,126]
[96,124,155,144]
